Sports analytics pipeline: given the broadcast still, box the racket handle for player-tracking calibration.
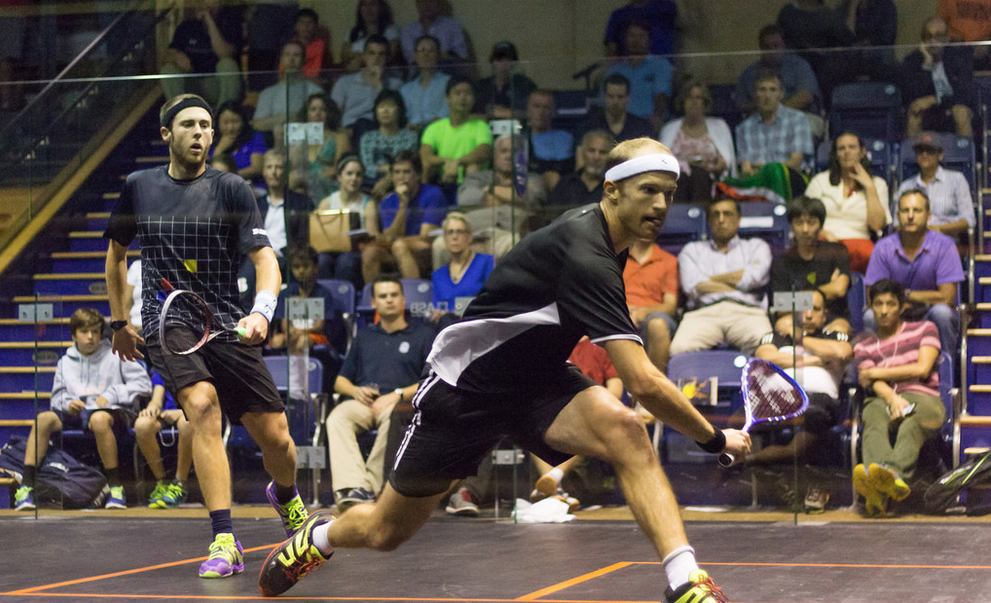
[234,327,247,339]
[717,452,735,468]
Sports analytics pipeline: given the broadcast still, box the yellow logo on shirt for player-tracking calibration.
[184,259,198,273]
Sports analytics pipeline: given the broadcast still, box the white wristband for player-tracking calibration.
[251,290,277,323]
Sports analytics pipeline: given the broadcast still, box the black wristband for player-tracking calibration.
[110,320,128,332]
[696,429,726,454]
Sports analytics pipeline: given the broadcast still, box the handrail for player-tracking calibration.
[0,0,173,160]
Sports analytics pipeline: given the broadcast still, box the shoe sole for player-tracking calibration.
[15,504,36,511]
[535,475,558,500]
[445,505,479,517]
[199,564,244,579]
[105,502,127,510]
[868,464,911,502]
[258,512,334,596]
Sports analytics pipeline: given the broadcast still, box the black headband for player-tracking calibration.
[161,97,214,129]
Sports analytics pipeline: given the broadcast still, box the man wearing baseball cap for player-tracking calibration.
[894,131,974,240]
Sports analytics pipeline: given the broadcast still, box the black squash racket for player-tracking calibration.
[718,357,810,467]
[157,278,245,355]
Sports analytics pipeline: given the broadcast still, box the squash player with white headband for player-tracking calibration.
[259,137,751,603]
[105,94,311,579]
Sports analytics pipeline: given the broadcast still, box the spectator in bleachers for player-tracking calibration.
[659,81,736,205]
[577,73,654,146]
[448,134,547,266]
[341,0,400,71]
[363,150,447,281]
[359,90,420,196]
[210,153,239,174]
[420,76,492,185]
[159,0,243,110]
[940,0,991,69]
[853,278,945,518]
[624,236,678,374]
[752,288,851,513]
[733,24,821,116]
[549,130,612,208]
[777,0,853,105]
[399,0,468,67]
[603,21,672,132]
[252,41,325,149]
[401,35,450,130]
[843,0,898,81]
[258,149,314,262]
[603,0,678,59]
[894,132,975,241]
[327,277,434,511]
[245,0,298,91]
[669,198,773,356]
[331,35,404,142]
[735,73,814,177]
[315,155,377,287]
[289,94,351,201]
[473,41,537,121]
[771,195,852,335]
[14,308,152,511]
[805,132,890,273]
[292,8,330,83]
[902,15,975,139]
[269,246,347,391]
[526,89,574,191]
[430,212,494,328]
[136,370,193,509]
[211,101,267,183]
[864,189,964,356]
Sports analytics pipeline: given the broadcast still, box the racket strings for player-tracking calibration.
[748,368,804,420]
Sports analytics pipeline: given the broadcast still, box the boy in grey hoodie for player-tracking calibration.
[14,308,151,511]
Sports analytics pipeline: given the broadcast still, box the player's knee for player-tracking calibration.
[602,406,649,451]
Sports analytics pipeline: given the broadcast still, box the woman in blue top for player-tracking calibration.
[431,212,494,328]
[212,101,267,182]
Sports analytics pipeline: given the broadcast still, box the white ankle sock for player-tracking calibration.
[662,545,698,591]
[311,520,335,555]
[547,467,564,484]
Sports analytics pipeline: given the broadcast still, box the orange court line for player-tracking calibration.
[515,562,634,601]
[3,543,278,595]
[2,597,661,602]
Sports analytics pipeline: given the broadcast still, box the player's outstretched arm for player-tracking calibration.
[603,338,750,458]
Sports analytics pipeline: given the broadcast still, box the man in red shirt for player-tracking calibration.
[624,236,679,373]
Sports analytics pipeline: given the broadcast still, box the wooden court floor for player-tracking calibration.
[1,507,989,603]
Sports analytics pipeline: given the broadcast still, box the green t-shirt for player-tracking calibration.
[420,117,493,182]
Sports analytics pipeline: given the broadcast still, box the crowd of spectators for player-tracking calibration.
[9,0,991,517]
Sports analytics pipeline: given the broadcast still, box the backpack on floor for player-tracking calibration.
[0,435,109,509]
[924,449,991,514]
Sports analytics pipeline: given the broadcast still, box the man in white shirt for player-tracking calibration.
[670,198,773,355]
[895,132,975,239]
[252,41,324,148]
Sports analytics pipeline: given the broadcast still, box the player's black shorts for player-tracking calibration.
[145,328,284,425]
[389,363,598,498]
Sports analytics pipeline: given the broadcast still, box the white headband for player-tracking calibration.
[604,153,680,182]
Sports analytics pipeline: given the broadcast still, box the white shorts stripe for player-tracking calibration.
[392,372,441,472]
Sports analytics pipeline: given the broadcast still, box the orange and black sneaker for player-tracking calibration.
[665,570,729,603]
[258,510,334,596]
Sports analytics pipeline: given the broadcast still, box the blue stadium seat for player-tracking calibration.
[737,201,790,254]
[847,271,866,334]
[828,82,902,142]
[656,204,706,256]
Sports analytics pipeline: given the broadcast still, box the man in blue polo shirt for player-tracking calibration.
[325,276,434,512]
[864,189,964,353]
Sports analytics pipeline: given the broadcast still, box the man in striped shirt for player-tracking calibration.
[852,278,945,518]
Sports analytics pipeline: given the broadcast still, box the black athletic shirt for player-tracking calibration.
[426,203,641,393]
[104,165,271,339]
